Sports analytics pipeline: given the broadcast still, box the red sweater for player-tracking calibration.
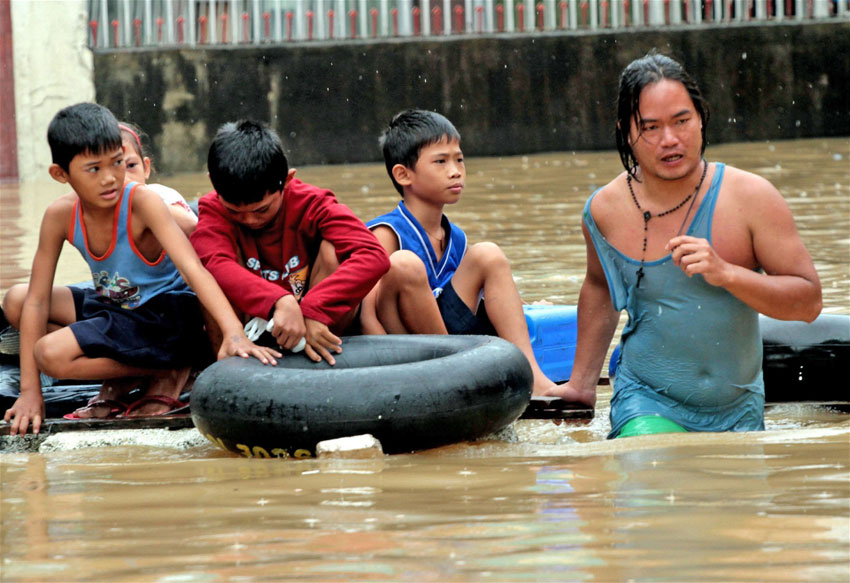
[190,179,389,330]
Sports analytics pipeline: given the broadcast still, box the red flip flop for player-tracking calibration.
[121,395,189,418]
[63,398,128,420]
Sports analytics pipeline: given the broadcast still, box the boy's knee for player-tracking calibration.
[388,251,429,285]
[316,240,339,270]
[33,337,63,377]
[390,251,428,279]
[469,242,508,268]
[1,284,28,327]
[310,240,340,288]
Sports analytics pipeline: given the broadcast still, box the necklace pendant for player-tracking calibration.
[635,266,644,288]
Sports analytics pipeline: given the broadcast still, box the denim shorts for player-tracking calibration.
[69,286,211,368]
[436,281,497,336]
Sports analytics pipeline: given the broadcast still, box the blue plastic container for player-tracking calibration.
[523,304,578,383]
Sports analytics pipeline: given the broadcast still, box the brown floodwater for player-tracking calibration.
[1,138,848,582]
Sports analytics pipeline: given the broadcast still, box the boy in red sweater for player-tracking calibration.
[190,120,390,365]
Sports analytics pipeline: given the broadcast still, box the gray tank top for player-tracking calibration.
[583,163,765,437]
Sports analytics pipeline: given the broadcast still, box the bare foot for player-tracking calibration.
[124,367,192,417]
[68,377,146,419]
[539,382,597,408]
[531,367,561,397]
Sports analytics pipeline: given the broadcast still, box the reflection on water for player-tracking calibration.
[1,427,847,582]
[1,138,848,582]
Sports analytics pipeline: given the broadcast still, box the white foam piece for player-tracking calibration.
[316,434,384,458]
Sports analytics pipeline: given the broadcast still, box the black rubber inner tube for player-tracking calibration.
[760,313,849,403]
[190,334,533,457]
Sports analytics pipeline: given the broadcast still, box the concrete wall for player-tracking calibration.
[11,17,849,179]
[10,0,95,182]
[92,21,850,175]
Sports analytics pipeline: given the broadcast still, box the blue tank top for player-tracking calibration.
[367,201,467,297]
[68,181,191,309]
[584,164,764,437]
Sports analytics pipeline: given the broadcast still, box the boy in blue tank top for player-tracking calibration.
[2,103,280,435]
[560,52,822,437]
[362,109,568,398]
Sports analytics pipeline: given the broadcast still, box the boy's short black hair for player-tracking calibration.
[615,51,709,178]
[207,120,289,205]
[47,103,122,172]
[380,109,461,196]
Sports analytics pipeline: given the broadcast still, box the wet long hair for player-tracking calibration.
[47,103,122,172]
[615,52,710,178]
[380,109,461,196]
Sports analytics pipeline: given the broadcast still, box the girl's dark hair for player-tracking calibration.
[380,109,461,196]
[207,120,289,205]
[615,51,710,178]
[118,121,155,174]
[118,121,147,157]
[47,103,122,172]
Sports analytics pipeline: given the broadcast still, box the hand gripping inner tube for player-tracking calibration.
[190,335,533,457]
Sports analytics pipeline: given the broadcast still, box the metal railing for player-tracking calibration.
[88,0,849,48]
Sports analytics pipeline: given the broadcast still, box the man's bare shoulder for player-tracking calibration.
[720,164,782,201]
[715,163,799,251]
[588,172,629,217]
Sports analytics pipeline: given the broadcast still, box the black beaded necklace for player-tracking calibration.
[626,159,708,288]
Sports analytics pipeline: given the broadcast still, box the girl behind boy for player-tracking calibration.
[119,121,197,236]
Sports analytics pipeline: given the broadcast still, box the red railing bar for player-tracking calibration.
[453,5,463,34]
[432,6,442,34]
[90,20,98,47]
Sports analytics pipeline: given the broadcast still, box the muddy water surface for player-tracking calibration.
[1,138,848,582]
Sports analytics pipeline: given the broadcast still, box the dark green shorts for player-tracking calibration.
[616,415,688,438]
